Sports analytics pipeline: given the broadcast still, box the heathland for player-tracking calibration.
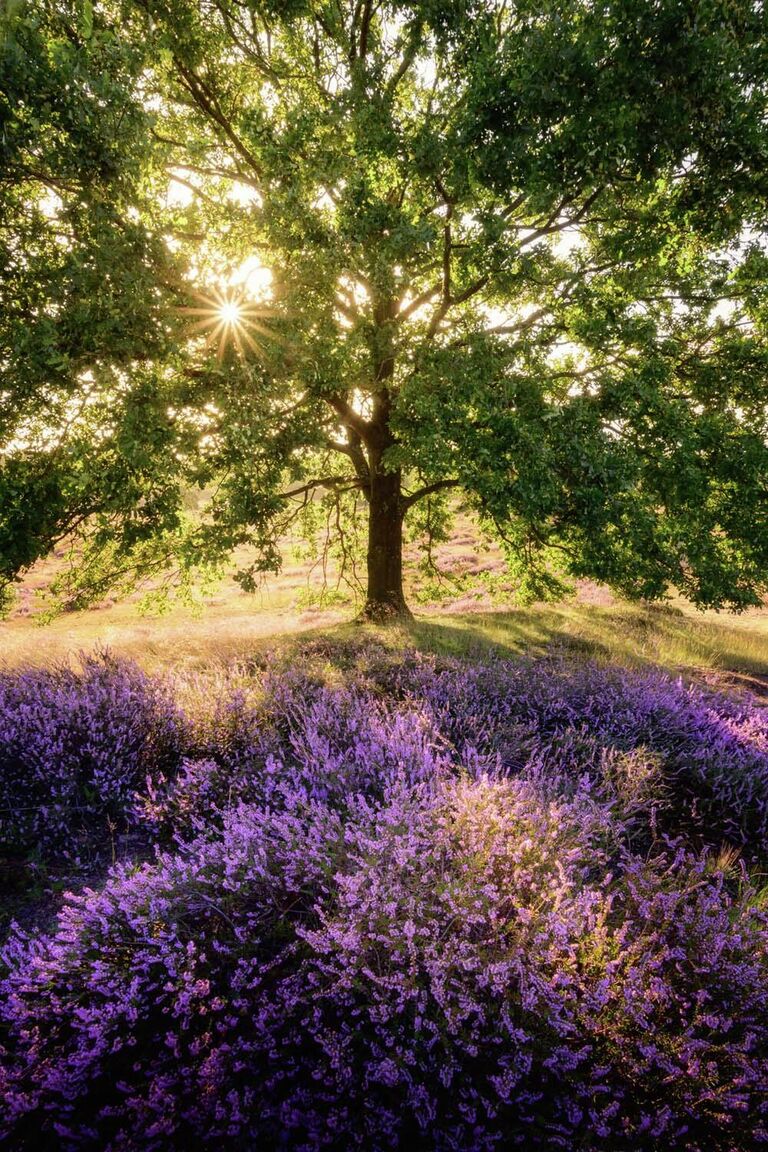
[1,552,767,1149]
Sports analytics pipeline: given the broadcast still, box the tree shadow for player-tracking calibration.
[402,604,768,680]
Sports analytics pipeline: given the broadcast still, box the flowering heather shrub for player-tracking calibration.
[143,662,455,843]
[2,778,767,1150]
[1,639,768,1149]
[0,653,183,858]
[411,656,768,857]
[147,642,768,860]
[299,642,768,858]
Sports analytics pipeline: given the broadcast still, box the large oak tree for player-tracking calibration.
[2,0,768,619]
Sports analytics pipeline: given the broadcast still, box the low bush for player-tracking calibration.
[0,653,184,860]
[1,641,767,1149]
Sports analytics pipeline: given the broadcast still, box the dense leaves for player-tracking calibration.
[0,1,187,593]
[2,1,768,612]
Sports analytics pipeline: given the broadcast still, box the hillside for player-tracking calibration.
[1,631,768,1149]
[2,508,767,679]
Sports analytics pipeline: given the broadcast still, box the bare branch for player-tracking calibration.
[211,0,282,83]
[334,296,358,323]
[5,167,79,194]
[501,195,527,219]
[451,274,491,307]
[483,307,548,338]
[517,185,605,250]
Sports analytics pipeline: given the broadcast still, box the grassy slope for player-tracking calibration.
[2,534,767,946]
[1,509,766,679]
[2,596,767,687]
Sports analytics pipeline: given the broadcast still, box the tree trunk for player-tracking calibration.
[359,456,412,623]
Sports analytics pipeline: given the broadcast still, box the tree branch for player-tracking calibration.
[165,173,223,211]
[323,393,372,441]
[402,478,461,509]
[358,0,374,59]
[161,155,262,192]
[385,20,422,96]
[173,60,263,182]
[398,283,441,321]
[279,475,365,501]
[325,433,371,490]
[6,167,79,194]
[516,185,606,250]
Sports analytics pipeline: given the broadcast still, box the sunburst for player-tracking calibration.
[179,287,281,362]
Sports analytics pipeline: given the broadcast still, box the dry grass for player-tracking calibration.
[2,511,767,680]
[0,591,348,674]
[412,602,768,684]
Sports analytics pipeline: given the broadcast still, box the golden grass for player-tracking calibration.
[3,593,766,686]
[0,592,347,674]
[412,601,768,678]
[2,508,766,680]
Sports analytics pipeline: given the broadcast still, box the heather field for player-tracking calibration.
[1,631,768,1150]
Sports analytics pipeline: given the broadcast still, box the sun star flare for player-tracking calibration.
[179,287,280,361]
[219,301,243,326]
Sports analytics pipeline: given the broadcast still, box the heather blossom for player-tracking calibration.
[0,641,767,1149]
[0,652,183,860]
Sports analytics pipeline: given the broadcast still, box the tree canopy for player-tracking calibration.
[2,0,768,618]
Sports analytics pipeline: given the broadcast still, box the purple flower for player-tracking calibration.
[1,640,767,1149]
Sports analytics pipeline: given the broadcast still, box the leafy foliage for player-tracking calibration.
[2,1,768,612]
[0,1,193,592]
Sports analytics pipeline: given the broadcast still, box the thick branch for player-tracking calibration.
[323,393,372,441]
[349,0,363,61]
[279,475,365,500]
[326,432,371,489]
[358,0,374,59]
[402,478,461,509]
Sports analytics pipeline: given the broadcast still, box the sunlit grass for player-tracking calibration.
[412,602,768,679]
[4,595,765,686]
[2,508,766,680]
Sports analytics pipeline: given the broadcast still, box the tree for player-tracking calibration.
[0,0,180,608]
[2,0,768,621]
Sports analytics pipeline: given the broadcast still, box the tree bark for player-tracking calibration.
[355,296,412,623]
[359,453,411,623]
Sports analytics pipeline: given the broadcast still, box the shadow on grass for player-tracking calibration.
[133,601,768,685]
[3,598,766,683]
[350,602,768,681]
